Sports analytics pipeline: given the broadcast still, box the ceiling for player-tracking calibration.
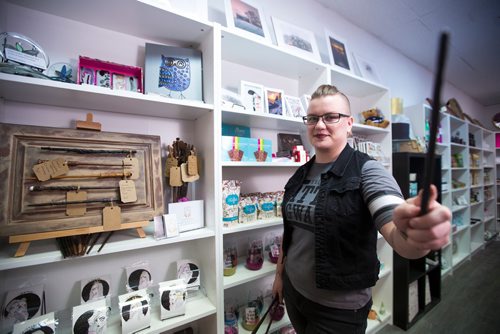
[315,0,500,107]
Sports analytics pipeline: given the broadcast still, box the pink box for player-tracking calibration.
[496,133,500,148]
[77,56,143,93]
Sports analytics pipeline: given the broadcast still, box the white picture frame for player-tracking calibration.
[153,215,166,240]
[221,88,245,111]
[355,54,380,83]
[264,87,285,115]
[163,213,180,238]
[324,30,352,72]
[168,200,204,232]
[224,0,271,42]
[271,17,321,62]
[300,94,312,112]
[240,80,265,113]
[283,95,305,118]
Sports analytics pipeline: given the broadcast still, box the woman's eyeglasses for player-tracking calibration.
[302,113,350,125]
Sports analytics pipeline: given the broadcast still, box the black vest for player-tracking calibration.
[282,144,380,290]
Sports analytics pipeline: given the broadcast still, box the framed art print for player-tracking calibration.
[324,30,351,71]
[144,43,203,101]
[283,95,305,117]
[225,0,271,42]
[355,54,380,83]
[300,94,311,111]
[163,213,180,238]
[272,17,321,62]
[265,87,284,115]
[240,81,265,113]
[221,88,245,111]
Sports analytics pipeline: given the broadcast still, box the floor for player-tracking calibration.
[379,239,500,334]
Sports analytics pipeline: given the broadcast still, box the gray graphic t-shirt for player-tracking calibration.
[284,160,403,309]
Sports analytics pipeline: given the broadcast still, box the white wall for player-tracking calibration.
[209,0,491,126]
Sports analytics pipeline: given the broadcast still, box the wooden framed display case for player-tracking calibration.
[0,123,163,237]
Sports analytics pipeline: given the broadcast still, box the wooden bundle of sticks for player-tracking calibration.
[55,232,113,258]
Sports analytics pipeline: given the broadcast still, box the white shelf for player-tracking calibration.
[222,108,304,131]
[452,252,469,267]
[0,226,215,271]
[451,205,468,212]
[221,26,324,81]
[223,258,277,289]
[107,294,216,334]
[0,73,214,120]
[452,225,469,236]
[470,242,483,254]
[223,218,283,235]
[8,0,213,44]
[441,266,452,277]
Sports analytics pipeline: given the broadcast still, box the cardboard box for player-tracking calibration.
[221,137,272,162]
[222,136,249,161]
[222,123,251,137]
[247,138,272,162]
[392,140,424,153]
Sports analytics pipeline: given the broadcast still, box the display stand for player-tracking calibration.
[9,220,148,257]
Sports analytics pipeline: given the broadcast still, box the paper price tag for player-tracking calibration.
[119,180,137,203]
[165,157,178,178]
[32,162,51,181]
[187,155,198,176]
[123,157,139,179]
[103,206,121,230]
[66,191,87,216]
[32,158,69,181]
[169,167,183,187]
[181,163,199,182]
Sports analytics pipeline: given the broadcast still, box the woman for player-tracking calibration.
[272,84,451,333]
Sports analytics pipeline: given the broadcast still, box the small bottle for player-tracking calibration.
[424,120,430,143]
[409,173,418,197]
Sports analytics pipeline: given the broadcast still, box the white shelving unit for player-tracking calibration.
[0,1,394,333]
[0,1,219,333]
[404,104,497,277]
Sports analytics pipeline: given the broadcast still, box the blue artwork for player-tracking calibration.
[158,56,191,99]
[145,43,203,102]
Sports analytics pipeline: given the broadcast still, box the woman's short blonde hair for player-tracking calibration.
[310,84,351,115]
